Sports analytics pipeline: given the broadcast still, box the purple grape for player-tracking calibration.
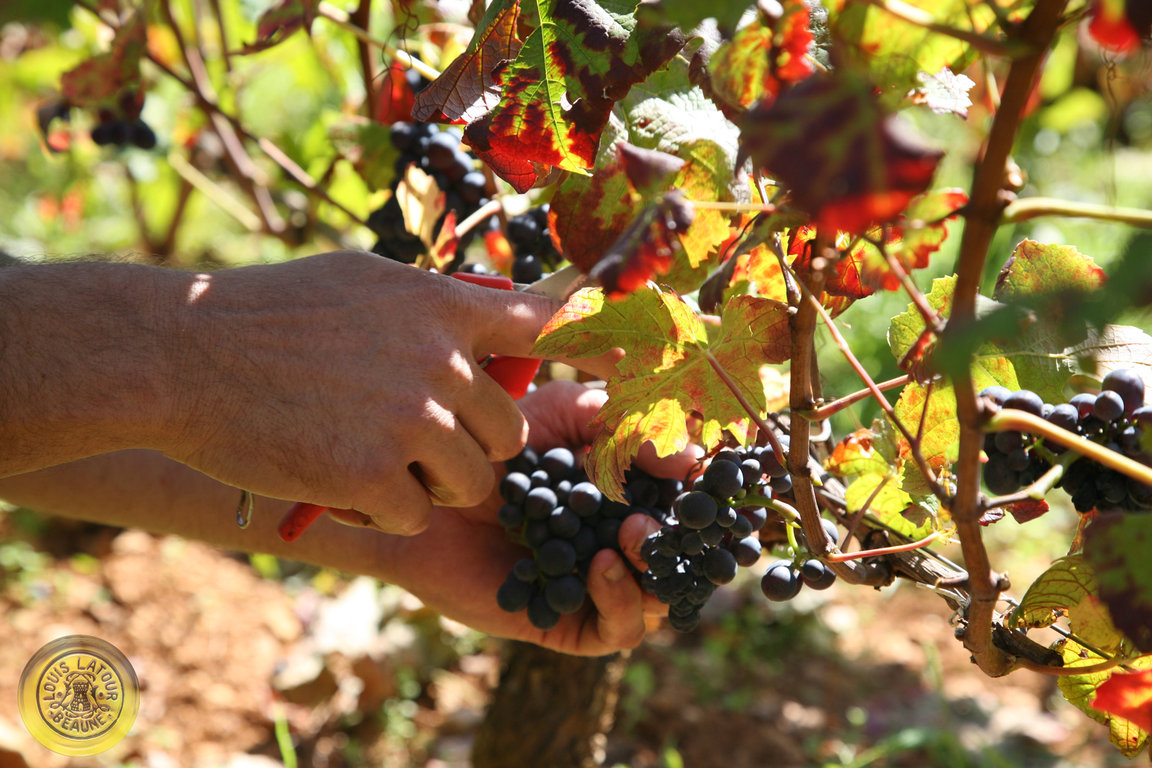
[761,561,803,601]
[1102,369,1146,414]
[1002,389,1045,417]
[1094,390,1126,422]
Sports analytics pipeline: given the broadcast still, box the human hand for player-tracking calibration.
[161,251,577,534]
[372,380,700,655]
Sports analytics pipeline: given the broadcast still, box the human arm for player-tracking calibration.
[0,251,616,534]
[0,381,695,654]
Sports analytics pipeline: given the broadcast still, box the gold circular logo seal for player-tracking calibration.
[18,635,139,756]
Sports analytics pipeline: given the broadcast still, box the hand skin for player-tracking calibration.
[0,251,619,535]
[0,381,698,656]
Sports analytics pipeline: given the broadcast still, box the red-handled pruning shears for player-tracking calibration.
[276,266,584,543]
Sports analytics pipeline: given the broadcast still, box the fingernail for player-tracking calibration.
[603,559,627,583]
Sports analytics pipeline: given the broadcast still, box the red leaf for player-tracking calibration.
[740,71,942,235]
[374,61,416,124]
[707,0,813,114]
[1088,0,1142,54]
[589,191,695,299]
[1093,669,1152,733]
[1006,499,1051,525]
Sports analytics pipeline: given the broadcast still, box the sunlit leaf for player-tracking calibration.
[908,67,976,118]
[533,287,790,498]
[411,1,523,124]
[1007,555,1128,654]
[707,0,813,114]
[463,0,685,192]
[1057,639,1152,758]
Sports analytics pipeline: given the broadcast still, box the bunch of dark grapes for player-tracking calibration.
[494,445,683,631]
[91,117,156,149]
[640,443,804,630]
[981,369,1152,513]
[368,120,492,267]
[505,205,562,284]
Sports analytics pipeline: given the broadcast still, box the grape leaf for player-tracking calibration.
[1007,555,1128,654]
[825,422,935,538]
[0,0,73,26]
[825,0,995,104]
[239,0,319,54]
[1085,512,1152,653]
[59,10,146,111]
[1057,639,1151,758]
[888,275,1020,390]
[707,0,813,114]
[552,56,746,294]
[411,1,523,125]
[1069,325,1152,392]
[533,287,791,498]
[463,0,685,192]
[739,70,943,235]
[634,0,755,34]
[989,240,1109,400]
[1094,668,1152,734]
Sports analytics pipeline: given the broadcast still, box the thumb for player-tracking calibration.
[461,282,624,381]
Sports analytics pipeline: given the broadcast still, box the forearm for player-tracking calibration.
[0,450,394,576]
[0,262,187,476]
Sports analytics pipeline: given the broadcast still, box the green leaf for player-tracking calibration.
[0,0,73,26]
[1056,639,1152,758]
[635,0,754,34]
[887,275,1019,391]
[463,0,685,192]
[534,287,790,498]
[1085,513,1152,654]
[707,0,814,113]
[1007,555,1128,655]
[826,0,996,104]
[989,240,1108,401]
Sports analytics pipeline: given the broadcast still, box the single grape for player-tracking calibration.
[513,558,538,581]
[537,538,577,576]
[524,486,559,520]
[993,430,1024,454]
[496,574,534,613]
[1046,403,1079,431]
[548,506,582,538]
[1070,393,1097,419]
[680,531,704,556]
[389,122,416,152]
[770,474,793,495]
[760,561,803,601]
[715,505,738,528]
[699,522,726,547]
[983,456,1022,495]
[741,506,769,531]
[573,525,598,560]
[512,253,544,284]
[740,458,763,488]
[1094,390,1126,422]
[545,574,587,614]
[499,472,531,505]
[540,447,576,481]
[498,503,525,528]
[676,491,719,529]
[426,131,461,170]
[730,535,763,567]
[1005,448,1030,472]
[568,482,603,516]
[1002,389,1045,417]
[526,593,562,630]
[757,445,789,478]
[506,213,540,249]
[978,385,1012,406]
[702,547,738,585]
[1102,369,1146,414]
[701,460,745,499]
[800,559,837,590]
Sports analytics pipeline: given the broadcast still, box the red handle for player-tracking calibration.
[277,270,540,542]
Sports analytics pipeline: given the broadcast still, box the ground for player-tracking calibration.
[0,513,1135,768]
